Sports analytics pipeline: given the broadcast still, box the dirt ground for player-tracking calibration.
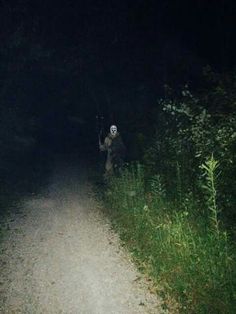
[0,161,165,314]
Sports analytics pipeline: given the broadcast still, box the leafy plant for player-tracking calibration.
[200,155,220,235]
[98,162,236,313]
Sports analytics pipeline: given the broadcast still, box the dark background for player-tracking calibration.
[0,0,235,169]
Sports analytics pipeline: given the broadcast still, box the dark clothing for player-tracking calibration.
[110,135,126,168]
[99,132,126,175]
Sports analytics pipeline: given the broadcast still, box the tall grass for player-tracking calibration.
[200,155,220,236]
[101,160,236,313]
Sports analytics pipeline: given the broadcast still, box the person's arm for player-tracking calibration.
[99,143,106,151]
[99,136,111,151]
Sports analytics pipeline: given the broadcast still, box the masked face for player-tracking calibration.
[110,125,117,136]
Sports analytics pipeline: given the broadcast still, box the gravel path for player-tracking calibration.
[0,162,165,314]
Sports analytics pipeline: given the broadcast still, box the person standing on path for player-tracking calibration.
[99,125,126,177]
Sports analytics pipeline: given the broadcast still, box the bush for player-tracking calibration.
[144,85,236,226]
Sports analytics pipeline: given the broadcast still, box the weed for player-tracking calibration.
[99,162,236,313]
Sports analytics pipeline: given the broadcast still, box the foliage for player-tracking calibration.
[101,163,236,313]
[98,74,236,313]
[200,155,220,235]
[143,83,236,225]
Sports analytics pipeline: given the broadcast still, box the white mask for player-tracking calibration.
[110,125,117,136]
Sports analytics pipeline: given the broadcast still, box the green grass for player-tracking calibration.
[98,163,236,314]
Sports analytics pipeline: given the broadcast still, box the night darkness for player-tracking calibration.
[1,1,236,312]
[0,0,236,169]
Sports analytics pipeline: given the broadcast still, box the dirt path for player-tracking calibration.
[0,162,164,314]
